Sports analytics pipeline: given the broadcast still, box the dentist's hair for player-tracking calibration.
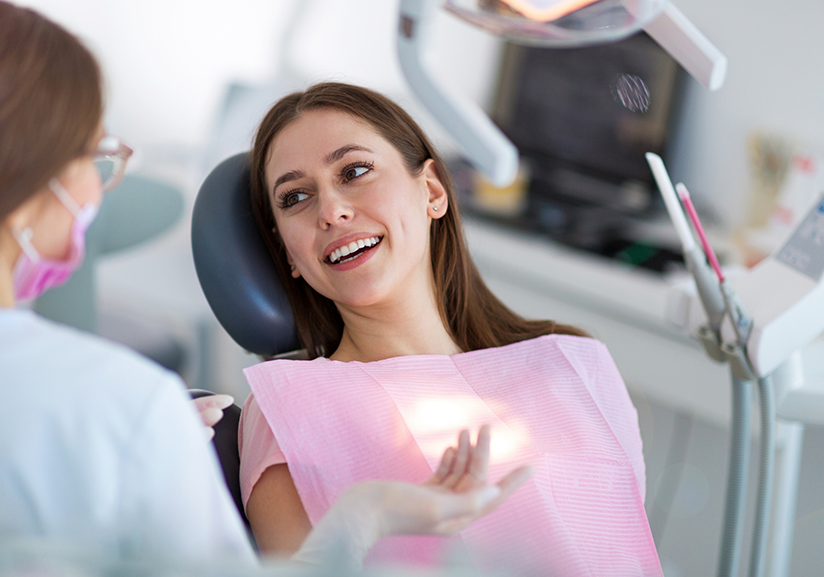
[250,82,585,358]
[0,1,103,224]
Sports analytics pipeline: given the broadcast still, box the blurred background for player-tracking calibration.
[15,1,824,575]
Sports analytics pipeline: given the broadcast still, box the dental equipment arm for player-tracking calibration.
[727,199,824,377]
[642,3,727,91]
[398,0,519,187]
[648,154,772,577]
[653,158,824,577]
[672,193,824,378]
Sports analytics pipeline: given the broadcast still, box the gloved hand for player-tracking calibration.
[191,394,234,441]
[292,425,533,569]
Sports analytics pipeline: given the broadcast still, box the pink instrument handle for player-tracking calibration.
[676,183,725,283]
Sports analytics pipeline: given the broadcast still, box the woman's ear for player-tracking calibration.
[423,159,448,219]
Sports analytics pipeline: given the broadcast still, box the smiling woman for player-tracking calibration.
[240,82,662,575]
[250,82,586,360]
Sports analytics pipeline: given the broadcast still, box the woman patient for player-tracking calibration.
[239,82,661,575]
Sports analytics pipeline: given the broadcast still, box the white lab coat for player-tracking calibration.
[0,309,256,566]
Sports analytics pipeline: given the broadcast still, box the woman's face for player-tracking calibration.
[19,129,104,261]
[265,109,447,310]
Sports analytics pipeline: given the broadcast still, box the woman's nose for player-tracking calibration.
[317,188,354,229]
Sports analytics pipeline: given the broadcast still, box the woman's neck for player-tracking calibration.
[331,284,460,363]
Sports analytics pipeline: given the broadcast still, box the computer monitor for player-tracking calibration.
[479,32,686,269]
[493,32,683,194]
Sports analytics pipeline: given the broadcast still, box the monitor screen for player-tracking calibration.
[493,32,684,187]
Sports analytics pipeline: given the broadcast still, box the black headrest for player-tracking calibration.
[192,153,299,357]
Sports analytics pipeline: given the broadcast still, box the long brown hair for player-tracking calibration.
[251,82,585,358]
[0,1,103,223]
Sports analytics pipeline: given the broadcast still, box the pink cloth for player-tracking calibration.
[243,335,662,576]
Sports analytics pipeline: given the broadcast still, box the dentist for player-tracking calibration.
[0,1,256,564]
[0,2,528,568]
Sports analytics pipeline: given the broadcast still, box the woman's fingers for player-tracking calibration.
[466,424,491,483]
[436,465,534,533]
[192,394,234,427]
[427,446,456,485]
[441,429,471,488]
[484,465,534,513]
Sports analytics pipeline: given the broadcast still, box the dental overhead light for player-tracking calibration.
[397,0,726,186]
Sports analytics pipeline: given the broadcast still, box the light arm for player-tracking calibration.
[397,0,520,187]
[641,2,727,91]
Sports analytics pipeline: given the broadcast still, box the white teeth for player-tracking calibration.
[329,236,381,264]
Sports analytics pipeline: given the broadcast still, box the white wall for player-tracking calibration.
[665,0,824,225]
[21,0,824,228]
[18,0,501,159]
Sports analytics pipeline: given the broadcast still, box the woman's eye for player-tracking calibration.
[280,191,309,208]
[343,165,371,181]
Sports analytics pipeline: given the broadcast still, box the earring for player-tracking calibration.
[432,206,439,211]
[290,264,296,272]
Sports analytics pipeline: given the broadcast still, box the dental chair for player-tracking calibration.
[191,152,298,358]
[190,153,302,540]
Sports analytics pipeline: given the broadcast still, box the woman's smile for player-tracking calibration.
[326,235,383,266]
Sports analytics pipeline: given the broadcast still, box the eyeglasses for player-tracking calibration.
[94,135,133,192]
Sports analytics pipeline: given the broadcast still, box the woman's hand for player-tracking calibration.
[191,394,234,440]
[373,424,534,537]
[292,425,533,567]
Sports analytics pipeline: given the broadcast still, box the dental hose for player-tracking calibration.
[748,374,775,577]
[646,156,776,577]
[717,375,753,577]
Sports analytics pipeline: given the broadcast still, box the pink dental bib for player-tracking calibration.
[244,335,662,576]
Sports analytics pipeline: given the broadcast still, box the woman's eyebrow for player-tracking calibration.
[324,144,374,165]
[273,170,304,194]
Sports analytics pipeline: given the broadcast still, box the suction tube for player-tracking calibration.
[717,374,753,577]
[748,375,775,577]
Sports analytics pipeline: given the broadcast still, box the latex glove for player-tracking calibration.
[191,394,234,441]
[292,425,533,569]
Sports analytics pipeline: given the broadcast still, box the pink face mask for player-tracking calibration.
[11,178,99,301]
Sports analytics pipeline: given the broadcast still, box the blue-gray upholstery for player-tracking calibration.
[191,153,298,357]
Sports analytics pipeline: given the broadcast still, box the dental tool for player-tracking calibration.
[671,180,770,577]
[646,154,726,343]
[675,182,755,348]
[647,149,784,577]
[675,183,724,283]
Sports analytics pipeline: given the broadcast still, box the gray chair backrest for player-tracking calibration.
[192,153,298,357]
